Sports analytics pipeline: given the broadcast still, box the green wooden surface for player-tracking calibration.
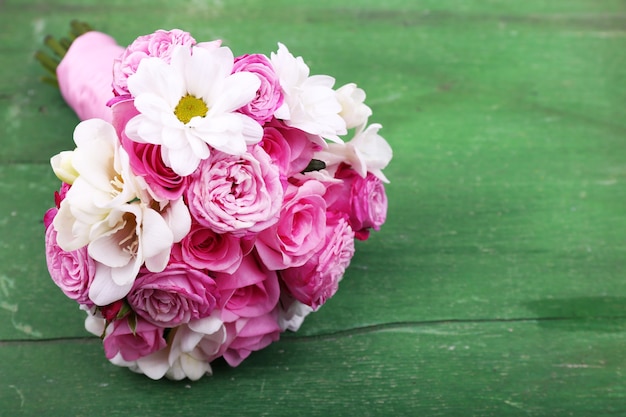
[1,0,625,416]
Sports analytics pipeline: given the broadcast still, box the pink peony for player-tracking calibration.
[221,312,282,367]
[214,254,281,322]
[45,224,95,306]
[328,164,388,240]
[103,316,167,361]
[255,179,327,270]
[280,213,355,309]
[112,29,197,96]
[233,54,284,124]
[175,222,253,274]
[260,119,322,178]
[112,99,187,201]
[186,146,283,235]
[127,263,219,327]
[56,31,124,122]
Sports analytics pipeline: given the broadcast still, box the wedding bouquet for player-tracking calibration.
[39,22,392,380]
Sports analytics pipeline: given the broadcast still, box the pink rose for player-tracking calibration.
[186,146,283,235]
[233,54,284,124]
[175,222,253,274]
[45,224,95,306]
[260,119,322,178]
[112,99,187,201]
[255,179,327,270]
[221,312,281,367]
[214,254,281,322]
[328,164,388,240]
[127,263,219,327]
[112,29,197,96]
[280,213,355,309]
[56,31,124,122]
[103,316,167,361]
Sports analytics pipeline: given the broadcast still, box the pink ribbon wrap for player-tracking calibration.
[56,31,124,122]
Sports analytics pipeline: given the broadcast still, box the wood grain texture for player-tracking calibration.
[1,0,625,415]
[2,320,626,417]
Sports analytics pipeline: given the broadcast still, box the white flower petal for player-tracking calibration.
[136,349,171,380]
[132,93,175,123]
[53,202,91,251]
[140,207,174,259]
[188,314,224,335]
[336,82,372,129]
[50,151,79,184]
[240,114,264,145]
[84,312,106,337]
[110,257,142,286]
[210,71,260,114]
[128,56,184,106]
[183,46,232,99]
[88,232,131,268]
[165,145,201,176]
[88,263,134,306]
[180,354,210,381]
[162,197,192,242]
[71,121,118,190]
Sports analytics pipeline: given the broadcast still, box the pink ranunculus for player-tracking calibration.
[233,54,284,124]
[221,312,282,367]
[329,164,388,240]
[177,222,250,274]
[255,179,327,270]
[112,99,187,201]
[103,316,167,361]
[45,224,95,306]
[127,263,219,328]
[260,118,322,178]
[280,213,355,309]
[56,31,124,122]
[186,146,283,235]
[214,254,281,322]
[112,29,197,96]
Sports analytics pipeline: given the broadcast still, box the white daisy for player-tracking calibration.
[125,45,263,176]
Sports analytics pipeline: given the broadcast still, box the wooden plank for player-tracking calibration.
[2,320,626,416]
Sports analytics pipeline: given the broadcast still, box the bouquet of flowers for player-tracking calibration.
[39,22,392,380]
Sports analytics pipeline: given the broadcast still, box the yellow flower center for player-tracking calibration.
[174,94,208,124]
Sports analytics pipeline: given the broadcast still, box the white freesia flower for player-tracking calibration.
[53,119,140,251]
[52,119,190,306]
[125,45,263,176]
[336,83,372,130]
[271,43,347,142]
[315,123,392,183]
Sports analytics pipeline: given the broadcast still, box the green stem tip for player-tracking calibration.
[35,20,94,86]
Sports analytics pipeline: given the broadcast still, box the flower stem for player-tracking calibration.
[34,20,94,86]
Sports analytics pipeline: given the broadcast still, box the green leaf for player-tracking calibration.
[302,159,326,173]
